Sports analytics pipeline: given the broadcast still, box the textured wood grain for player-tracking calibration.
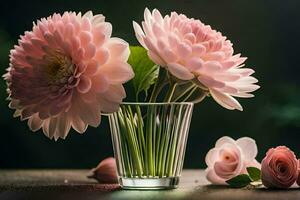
[0,170,299,200]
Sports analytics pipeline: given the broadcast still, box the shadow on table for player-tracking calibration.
[0,184,121,200]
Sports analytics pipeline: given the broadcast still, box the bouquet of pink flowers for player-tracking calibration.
[3,8,259,140]
[3,8,259,189]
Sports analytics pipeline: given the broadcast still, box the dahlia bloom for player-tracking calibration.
[133,8,259,110]
[4,11,134,140]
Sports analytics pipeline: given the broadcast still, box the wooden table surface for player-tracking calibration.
[0,170,299,200]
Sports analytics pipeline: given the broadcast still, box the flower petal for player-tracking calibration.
[98,85,126,113]
[147,50,166,66]
[186,57,204,71]
[27,114,43,132]
[56,113,71,139]
[210,89,243,111]
[77,75,92,93]
[99,62,134,84]
[198,75,225,88]
[133,21,146,47]
[71,115,88,133]
[236,137,258,161]
[205,148,220,167]
[105,37,129,61]
[48,117,58,140]
[206,168,226,185]
[167,62,194,80]
[85,60,99,76]
[215,136,236,148]
[176,42,192,58]
[95,47,110,66]
[91,74,109,93]
[84,43,96,59]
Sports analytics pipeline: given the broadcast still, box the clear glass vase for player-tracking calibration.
[108,102,194,190]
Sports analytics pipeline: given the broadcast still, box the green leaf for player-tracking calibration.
[226,174,252,188]
[247,167,261,181]
[128,46,159,101]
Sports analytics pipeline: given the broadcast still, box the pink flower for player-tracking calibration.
[133,8,259,111]
[205,136,260,185]
[261,146,298,189]
[3,11,134,140]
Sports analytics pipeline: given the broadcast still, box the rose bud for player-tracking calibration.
[88,157,118,184]
[261,146,298,189]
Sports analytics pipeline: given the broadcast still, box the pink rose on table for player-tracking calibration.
[205,136,260,185]
[261,146,298,189]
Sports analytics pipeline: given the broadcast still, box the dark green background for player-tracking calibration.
[1,0,300,169]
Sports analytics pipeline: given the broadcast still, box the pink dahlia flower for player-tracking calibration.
[4,11,134,140]
[133,8,259,111]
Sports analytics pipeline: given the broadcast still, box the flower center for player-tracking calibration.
[279,166,286,173]
[45,51,74,84]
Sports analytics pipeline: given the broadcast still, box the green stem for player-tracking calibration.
[152,105,157,176]
[136,106,146,148]
[157,106,167,177]
[173,84,196,102]
[149,81,160,102]
[167,105,183,176]
[182,87,198,102]
[117,111,133,177]
[146,106,155,176]
[192,91,207,104]
[121,106,143,177]
[128,106,145,174]
[164,82,178,103]
[159,105,175,176]
[149,68,168,102]
[155,106,163,176]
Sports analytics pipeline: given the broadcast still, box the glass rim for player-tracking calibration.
[120,102,194,106]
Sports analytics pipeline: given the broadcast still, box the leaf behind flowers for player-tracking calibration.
[128,46,159,101]
[246,167,261,181]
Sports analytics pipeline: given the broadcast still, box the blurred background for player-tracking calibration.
[0,0,300,169]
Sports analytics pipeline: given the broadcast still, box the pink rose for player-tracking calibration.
[205,136,260,185]
[261,146,298,189]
